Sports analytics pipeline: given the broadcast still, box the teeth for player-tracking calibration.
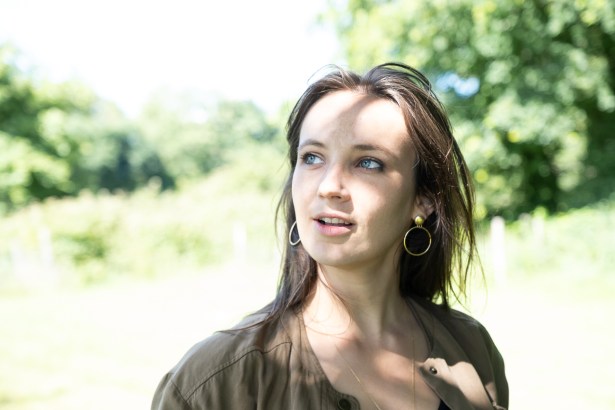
[320,217,351,225]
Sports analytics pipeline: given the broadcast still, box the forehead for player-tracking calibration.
[299,90,409,148]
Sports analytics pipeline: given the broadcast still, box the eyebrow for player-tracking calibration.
[297,139,324,150]
[298,139,396,157]
[354,143,395,157]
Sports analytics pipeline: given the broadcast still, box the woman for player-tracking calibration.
[152,63,508,410]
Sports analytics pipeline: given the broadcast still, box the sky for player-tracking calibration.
[0,0,341,116]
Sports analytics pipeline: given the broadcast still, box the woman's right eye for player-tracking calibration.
[301,153,323,165]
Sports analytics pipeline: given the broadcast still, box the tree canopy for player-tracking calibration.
[137,91,279,183]
[0,44,284,213]
[328,0,615,218]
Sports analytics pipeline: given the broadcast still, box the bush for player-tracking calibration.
[0,150,286,287]
[478,201,614,287]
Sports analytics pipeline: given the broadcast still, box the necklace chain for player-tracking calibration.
[333,342,384,410]
[332,337,416,410]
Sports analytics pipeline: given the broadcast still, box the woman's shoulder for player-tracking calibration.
[411,297,504,366]
[409,297,509,408]
[153,308,296,408]
[185,312,289,362]
[410,297,496,343]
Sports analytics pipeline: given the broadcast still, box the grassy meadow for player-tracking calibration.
[0,163,613,409]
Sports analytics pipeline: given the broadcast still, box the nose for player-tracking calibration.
[318,164,350,200]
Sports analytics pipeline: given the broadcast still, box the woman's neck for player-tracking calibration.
[303,264,412,344]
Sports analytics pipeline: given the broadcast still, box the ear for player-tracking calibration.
[410,194,435,221]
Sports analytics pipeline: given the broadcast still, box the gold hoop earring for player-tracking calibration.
[403,216,431,256]
[288,221,301,246]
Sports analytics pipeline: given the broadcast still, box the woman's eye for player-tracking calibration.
[358,158,382,170]
[302,153,323,165]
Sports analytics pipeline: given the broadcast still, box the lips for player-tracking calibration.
[312,214,354,237]
[317,217,352,226]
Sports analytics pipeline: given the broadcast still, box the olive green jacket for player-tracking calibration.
[152,298,508,409]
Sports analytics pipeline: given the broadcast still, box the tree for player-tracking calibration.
[138,91,279,182]
[61,100,174,193]
[0,45,173,213]
[327,0,615,218]
[0,45,87,211]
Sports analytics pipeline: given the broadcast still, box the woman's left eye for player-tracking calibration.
[358,158,383,170]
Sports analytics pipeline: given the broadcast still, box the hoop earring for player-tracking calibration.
[403,216,431,256]
[288,221,301,246]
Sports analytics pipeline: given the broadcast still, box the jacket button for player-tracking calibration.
[338,398,352,410]
[429,366,438,375]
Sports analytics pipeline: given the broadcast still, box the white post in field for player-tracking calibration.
[490,216,507,285]
[531,214,545,246]
[9,239,26,281]
[38,226,57,284]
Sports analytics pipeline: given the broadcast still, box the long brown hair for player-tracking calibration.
[269,62,476,322]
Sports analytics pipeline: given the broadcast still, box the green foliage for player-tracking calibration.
[328,0,615,218]
[0,149,286,285]
[1,44,288,214]
[0,46,91,210]
[477,201,615,282]
[137,91,281,183]
[60,101,174,193]
[0,45,174,212]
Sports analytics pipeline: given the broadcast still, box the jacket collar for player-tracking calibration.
[408,298,499,410]
[283,299,498,410]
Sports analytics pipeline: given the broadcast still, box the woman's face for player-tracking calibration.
[291,90,425,272]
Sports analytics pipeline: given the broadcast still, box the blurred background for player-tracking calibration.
[0,0,613,408]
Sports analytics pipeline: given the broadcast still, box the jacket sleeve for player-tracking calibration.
[151,372,193,410]
[479,323,509,409]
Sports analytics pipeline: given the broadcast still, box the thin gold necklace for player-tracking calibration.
[331,337,416,410]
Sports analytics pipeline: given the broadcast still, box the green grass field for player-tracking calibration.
[1,262,613,409]
[0,264,279,410]
[1,193,613,409]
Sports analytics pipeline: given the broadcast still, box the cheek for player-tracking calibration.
[291,168,299,192]
[374,186,415,227]
[291,170,305,212]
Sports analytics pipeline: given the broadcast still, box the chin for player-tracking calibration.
[307,250,366,271]
[304,247,352,268]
